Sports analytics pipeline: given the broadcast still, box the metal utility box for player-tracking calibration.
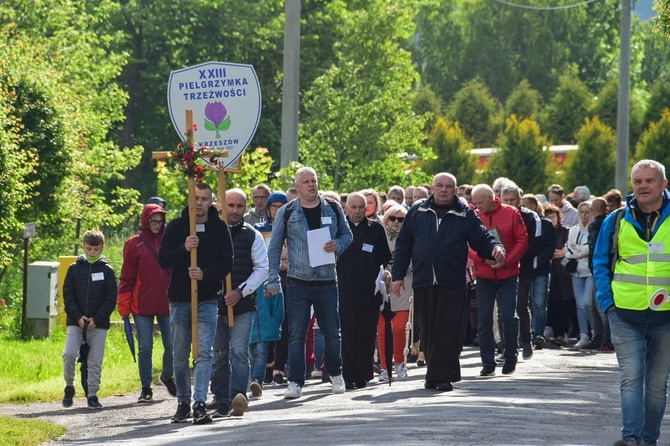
[26,261,60,338]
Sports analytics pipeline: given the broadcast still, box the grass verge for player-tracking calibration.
[0,415,66,446]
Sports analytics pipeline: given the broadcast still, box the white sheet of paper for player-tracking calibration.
[374,265,388,303]
[307,227,336,267]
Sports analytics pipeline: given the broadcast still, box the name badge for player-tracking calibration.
[362,243,374,253]
[321,217,332,225]
[649,242,664,253]
[91,272,104,281]
[196,224,205,232]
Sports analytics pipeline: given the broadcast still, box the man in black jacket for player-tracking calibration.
[159,183,234,425]
[210,189,268,418]
[392,172,505,392]
[586,197,612,351]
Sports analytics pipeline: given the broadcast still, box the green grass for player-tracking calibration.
[0,323,166,404]
[0,415,66,446]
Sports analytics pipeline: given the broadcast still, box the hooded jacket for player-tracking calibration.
[159,205,234,303]
[118,204,170,317]
[470,198,529,281]
[63,255,117,329]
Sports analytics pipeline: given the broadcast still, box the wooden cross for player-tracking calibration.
[152,109,234,361]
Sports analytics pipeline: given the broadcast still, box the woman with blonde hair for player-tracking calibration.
[565,201,594,348]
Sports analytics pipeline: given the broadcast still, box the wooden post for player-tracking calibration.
[185,110,200,361]
[218,170,235,327]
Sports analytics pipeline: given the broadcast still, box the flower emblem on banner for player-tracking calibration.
[204,101,231,139]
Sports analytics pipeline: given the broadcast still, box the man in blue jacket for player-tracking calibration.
[392,172,505,392]
[265,167,352,400]
[593,159,670,446]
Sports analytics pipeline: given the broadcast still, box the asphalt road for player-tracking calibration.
[3,344,669,446]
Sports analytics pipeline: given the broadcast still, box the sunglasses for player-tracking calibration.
[149,219,165,226]
[388,215,405,223]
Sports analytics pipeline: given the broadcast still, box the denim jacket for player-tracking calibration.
[266,194,352,292]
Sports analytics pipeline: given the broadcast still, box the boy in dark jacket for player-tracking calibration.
[62,230,118,409]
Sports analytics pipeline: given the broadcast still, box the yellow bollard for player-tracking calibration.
[56,256,78,326]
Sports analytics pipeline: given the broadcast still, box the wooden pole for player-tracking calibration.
[186,110,199,361]
[218,170,235,327]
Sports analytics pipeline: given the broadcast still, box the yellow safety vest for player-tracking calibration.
[611,218,670,311]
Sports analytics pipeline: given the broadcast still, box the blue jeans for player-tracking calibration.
[314,328,324,369]
[211,311,253,409]
[572,276,593,336]
[133,314,173,389]
[477,277,519,367]
[249,341,270,385]
[609,310,670,444]
[531,275,549,339]
[286,281,342,386]
[170,300,218,405]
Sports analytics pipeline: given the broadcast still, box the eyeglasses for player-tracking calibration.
[388,216,405,223]
[149,219,165,226]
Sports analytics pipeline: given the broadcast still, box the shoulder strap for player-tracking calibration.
[609,208,625,273]
[138,234,159,261]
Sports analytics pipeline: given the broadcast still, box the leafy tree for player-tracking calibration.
[485,116,552,194]
[590,78,645,156]
[542,68,592,144]
[654,0,670,38]
[638,19,670,88]
[635,109,670,171]
[563,117,616,196]
[643,73,670,129]
[447,78,497,147]
[423,119,477,184]
[412,85,443,133]
[300,0,429,192]
[505,80,541,121]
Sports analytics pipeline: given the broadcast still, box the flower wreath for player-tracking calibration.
[169,125,206,181]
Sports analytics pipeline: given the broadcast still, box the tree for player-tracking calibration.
[590,78,645,156]
[644,73,670,129]
[447,78,497,147]
[563,118,616,196]
[635,109,670,171]
[423,119,477,184]
[412,85,443,133]
[654,0,670,38]
[542,68,592,144]
[505,79,541,121]
[300,0,429,192]
[486,116,552,194]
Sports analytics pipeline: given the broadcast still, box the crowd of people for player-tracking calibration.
[60,160,670,446]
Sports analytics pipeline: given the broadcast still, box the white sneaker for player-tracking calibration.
[575,334,590,349]
[284,382,302,399]
[379,369,389,382]
[396,363,408,380]
[331,375,346,394]
[310,369,322,379]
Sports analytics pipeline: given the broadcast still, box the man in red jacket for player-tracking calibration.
[470,184,529,377]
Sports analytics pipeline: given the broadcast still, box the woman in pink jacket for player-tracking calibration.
[118,203,176,402]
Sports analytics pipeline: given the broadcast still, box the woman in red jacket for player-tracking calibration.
[118,203,176,402]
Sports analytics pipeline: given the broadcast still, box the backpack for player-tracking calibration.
[609,208,625,273]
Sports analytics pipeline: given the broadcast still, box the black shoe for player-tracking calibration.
[159,376,177,397]
[502,360,517,375]
[171,401,191,423]
[436,382,453,392]
[416,359,426,367]
[137,387,153,403]
[62,386,75,408]
[479,366,496,377]
[205,397,219,410]
[345,381,355,390]
[424,380,438,389]
[273,373,287,386]
[534,336,545,350]
[211,402,230,419]
[192,402,212,425]
[87,396,103,409]
[354,381,367,389]
[321,370,331,384]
